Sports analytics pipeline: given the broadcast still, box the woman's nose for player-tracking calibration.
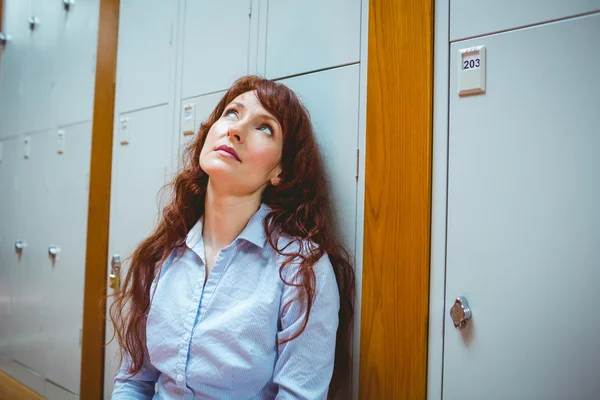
[227,124,244,142]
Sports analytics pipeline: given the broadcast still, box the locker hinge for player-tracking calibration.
[355,148,360,180]
[249,2,252,18]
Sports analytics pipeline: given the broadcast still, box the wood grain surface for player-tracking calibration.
[359,0,433,398]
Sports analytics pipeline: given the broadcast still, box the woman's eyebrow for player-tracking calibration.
[232,101,279,126]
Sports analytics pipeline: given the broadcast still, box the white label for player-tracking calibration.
[184,104,194,120]
[458,45,486,97]
[462,53,481,70]
[182,103,196,136]
[24,137,31,159]
[120,117,130,145]
[57,130,66,154]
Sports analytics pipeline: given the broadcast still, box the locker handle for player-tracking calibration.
[48,246,61,257]
[63,0,75,10]
[0,33,12,45]
[450,296,472,329]
[15,240,26,252]
[28,16,40,30]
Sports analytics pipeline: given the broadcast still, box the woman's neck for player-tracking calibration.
[203,180,262,251]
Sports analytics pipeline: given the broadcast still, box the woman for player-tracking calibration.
[110,76,355,399]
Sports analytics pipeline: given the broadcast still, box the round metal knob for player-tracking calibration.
[48,246,61,257]
[15,240,26,252]
[450,296,472,329]
[28,16,40,30]
[63,0,75,10]
[0,32,12,45]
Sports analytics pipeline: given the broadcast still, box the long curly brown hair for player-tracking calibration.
[109,75,355,394]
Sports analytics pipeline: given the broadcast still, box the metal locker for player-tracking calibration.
[43,122,92,396]
[52,0,100,126]
[181,0,252,99]
[11,130,53,377]
[0,0,29,139]
[443,13,600,399]
[104,105,173,397]
[179,91,224,166]
[0,138,20,359]
[116,0,177,113]
[262,0,361,79]
[450,0,600,41]
[280,65,360,260]
[19,0,60,135]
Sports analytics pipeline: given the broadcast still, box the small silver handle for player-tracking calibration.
[28,16,40,30]
[111,254,122,273]
[48,246,61,257]
[15,240,26,252]
[0,32,12,45]
[63,0,75,10]
[450,296,472,329]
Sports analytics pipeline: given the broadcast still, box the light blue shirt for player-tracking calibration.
[112,203,340,399]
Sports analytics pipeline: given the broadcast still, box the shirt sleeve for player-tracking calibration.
[273,253,340,400]
[111,335,160,399]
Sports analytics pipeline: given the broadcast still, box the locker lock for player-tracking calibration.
[63,0,75,10]
[15,240,26,253]
[450,296,472,329]
[48,246,61,258]
[28,16,40,30]
[110,254,122,290]
[0,33,12,46]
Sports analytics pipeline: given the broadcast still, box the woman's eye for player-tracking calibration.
[258,125,273,136]
[224,109,238,119]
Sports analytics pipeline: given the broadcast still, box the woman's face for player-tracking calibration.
[199,90,283,196]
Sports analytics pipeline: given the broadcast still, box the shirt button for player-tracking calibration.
[176,374,183,382]
[183,332,190,341]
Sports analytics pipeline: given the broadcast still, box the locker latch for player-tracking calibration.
[110,254,122,290]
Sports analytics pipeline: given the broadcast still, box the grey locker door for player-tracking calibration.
[116,0,176,113]
[263,0,361,80]
[181,0,252,99]
[444,14,600,399]
[104,105,173,397]
[0,138,20,359]
[0,0,29,139]
[280,65,360,260]
[179,91,224,165]
[19,0,60,134]
[43,123,92,396]
[12,131,52,375]
[52,0,100,126]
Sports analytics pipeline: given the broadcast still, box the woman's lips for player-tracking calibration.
[215,145,241,162]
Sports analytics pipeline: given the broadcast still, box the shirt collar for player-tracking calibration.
[185,203,272,250]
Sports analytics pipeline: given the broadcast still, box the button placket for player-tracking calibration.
[176,271,203,387]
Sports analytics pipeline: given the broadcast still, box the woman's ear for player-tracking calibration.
[270,174,282,186]
[270,167,283,186]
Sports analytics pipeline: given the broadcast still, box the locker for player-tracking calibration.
[116,0,176,113]
[443,14,600,399]
[43,123,92,395]
[52,0,100,126]
[179,91,224,164]
[0,0,29,139]
[19,0,60,134]
[11,130,52,376]
[181,0,251,99]
[280,65,360,258]
[0,138,20,359]
[450,0,600,41]
[104,105,173,397]
[263,0,361,79]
